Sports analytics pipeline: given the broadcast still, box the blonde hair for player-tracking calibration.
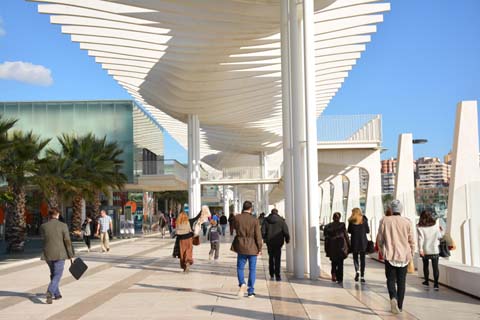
[177,212,189,225]
[348,207,363,225]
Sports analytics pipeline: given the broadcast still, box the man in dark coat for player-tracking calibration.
[231,201,262,298]
[324,212,349,284]
[40,209,74,304]
[262,208,290,281]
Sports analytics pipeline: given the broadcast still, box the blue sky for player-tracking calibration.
[1,0,479,162]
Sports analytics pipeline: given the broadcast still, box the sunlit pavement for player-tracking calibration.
[0,234,478,320]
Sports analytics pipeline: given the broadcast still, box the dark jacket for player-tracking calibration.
[324,221,349,260]
[262,213,290,248]
[219,215,228,225]
[348,216,370,253]
[231,211,262,255]
[40,219,74,261]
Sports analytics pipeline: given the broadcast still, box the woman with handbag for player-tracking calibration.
[417,210,443,290]
[348,208,370,283]
[324,212,350,284]
[175,210,203,272]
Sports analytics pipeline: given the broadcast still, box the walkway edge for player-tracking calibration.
[0,233,162,271]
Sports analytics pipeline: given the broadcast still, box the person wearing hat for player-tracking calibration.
[376,200,415,314]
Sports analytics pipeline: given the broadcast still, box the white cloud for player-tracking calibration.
[0,17,5,36]
[0,61,53,86]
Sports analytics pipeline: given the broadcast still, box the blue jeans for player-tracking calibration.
[220,225,227,236]
[46,260,65,297]
[237,254,257,295]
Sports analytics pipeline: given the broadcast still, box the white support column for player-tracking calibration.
[394,133,417,248]
[319,181,332,226]
[289,0,309,278]
[281,0,294,274]
[222,186,229,217]
[346,168,361,216]
[364,151,383,239]
[447,101,480,265]
[260,152,269,214]
[331,175,345,220]
[303,0,320,280]
[188,114,201,218]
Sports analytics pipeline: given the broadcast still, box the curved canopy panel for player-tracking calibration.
[30,0,390,170]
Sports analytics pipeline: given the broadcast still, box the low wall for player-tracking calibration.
[417,257,480,298]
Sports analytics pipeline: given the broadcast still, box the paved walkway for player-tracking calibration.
[0,234,478,320]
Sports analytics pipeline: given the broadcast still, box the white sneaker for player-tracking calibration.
[237,284,247,298]
[390,298,400,314]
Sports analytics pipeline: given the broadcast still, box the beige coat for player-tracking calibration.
[376,215,415,263]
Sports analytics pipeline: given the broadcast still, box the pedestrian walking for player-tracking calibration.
[207,220,220,260]
[228,212,236,236]
[219,213,228,236]
[324,212,350,284]
[376,200,415,314]
[167,210,174,234]
[262,208,290,281]
[348,207,370,283]
[40,209,74,304]
[231,201,262,298]
[175,210,204,272]
[96,209,113,253]
[417,210,443,290]
[81,217,92,252]
[158,212,167,238]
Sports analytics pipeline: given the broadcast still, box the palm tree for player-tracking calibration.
[0,131,50,252]
[57,134,127,234]
[0,115,17,155]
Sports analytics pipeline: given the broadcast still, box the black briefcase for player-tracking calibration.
[69,257,88,280]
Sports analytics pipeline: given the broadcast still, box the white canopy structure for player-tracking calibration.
[30,0,390,279]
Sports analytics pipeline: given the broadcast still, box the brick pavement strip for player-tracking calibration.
[0,241,171,311]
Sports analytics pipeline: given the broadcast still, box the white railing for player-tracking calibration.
[134,159,187,181]
[318,114,382,144]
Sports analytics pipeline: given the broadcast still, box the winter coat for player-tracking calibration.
[219,215,228,225]
[231,211,262,255]
[324,221,350,260]
[348,216,370,253]
[262,213,290,248]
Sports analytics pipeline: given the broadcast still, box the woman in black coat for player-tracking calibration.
[324,212,350,284]
[348,208,370,283]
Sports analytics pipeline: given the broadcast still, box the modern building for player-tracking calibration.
[381,158,397,194]
[0,100,164,184]
[416,157,451,188]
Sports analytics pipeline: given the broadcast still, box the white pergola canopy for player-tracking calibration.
[30,0,390,171]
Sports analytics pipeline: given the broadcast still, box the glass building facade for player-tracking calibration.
[0,100,135,182]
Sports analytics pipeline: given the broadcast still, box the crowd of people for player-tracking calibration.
[324,199,451,314]
[39,198,452,314]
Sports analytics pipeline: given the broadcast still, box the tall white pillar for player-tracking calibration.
[260,152,269,214]
[346,168,361,216]
[394,133,417,248]
[303,0,320,280]
[223,186,229,217]
[331,175,345,220]
[289,0,309,278]
[188,114,201,218]
[281,0,294,273]
[447,101,480,265]
[364,151,383,239]
[320,182,332,225]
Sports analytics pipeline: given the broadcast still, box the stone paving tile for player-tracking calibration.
[0,234,479,320]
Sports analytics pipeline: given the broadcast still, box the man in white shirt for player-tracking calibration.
[96,210,113,253]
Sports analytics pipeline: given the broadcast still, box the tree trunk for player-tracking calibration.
[93,192,101,220]
[47,188,59,211]
[71,193,83,234]
[6,185,26,252]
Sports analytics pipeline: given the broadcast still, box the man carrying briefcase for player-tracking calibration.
[40,209,74,304]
